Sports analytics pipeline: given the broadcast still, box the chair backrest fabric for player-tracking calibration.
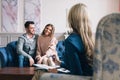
[93,13,120,80]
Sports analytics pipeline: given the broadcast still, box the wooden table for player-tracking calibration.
[0,67,35,80]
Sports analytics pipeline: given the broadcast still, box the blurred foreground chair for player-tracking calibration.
[39,73,92,80]
[93,13,120,80]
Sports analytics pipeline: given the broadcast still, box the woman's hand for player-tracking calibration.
[35,56,41,64]
[48,68,58,73]
[52,55,61,65]
[36,55,47,64]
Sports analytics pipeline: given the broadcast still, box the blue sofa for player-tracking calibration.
[0,40,65,68]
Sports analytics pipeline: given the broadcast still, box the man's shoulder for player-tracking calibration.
[19,33,26,39]
[34,34,39,39]
[17,34,26,43]
[35,34,39,37]
[19,33,39,39]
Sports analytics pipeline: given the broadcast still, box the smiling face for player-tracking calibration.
[43,26,53,36]
[41,24,55,37]
[26,24,35,35]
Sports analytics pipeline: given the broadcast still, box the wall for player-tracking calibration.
[41,0,119,33]
[0,0,119,33]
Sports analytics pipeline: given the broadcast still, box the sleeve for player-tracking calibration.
[36,37,42,60]
[17,37,32,59]
[46,37,58,57]
[60,39,83,75]
[49,37,58,50]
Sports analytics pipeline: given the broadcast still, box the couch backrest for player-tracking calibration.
[0,33,65,47]
[6,41,18,67]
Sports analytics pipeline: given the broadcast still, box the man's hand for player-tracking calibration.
[29,57,35,66]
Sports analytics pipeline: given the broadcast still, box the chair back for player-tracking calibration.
[93,13,120,80]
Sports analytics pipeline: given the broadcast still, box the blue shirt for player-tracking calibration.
[60,33,93,76]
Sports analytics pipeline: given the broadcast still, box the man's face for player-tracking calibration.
[26,24,35,35]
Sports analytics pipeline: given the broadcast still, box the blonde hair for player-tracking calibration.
[68,3,94,64]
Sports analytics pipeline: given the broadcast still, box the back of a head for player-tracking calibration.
[68,3,94,65]
[68,3,89,33]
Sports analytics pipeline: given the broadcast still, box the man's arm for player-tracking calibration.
[17,37,32,59]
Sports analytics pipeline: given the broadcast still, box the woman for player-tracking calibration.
[36,24,59,66]
[49,3,94,76]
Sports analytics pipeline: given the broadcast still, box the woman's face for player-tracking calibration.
[44,26,53,36]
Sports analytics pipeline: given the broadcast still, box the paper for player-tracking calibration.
[57,68,70,73]
[33,64,70,73]
[33,64,60,70]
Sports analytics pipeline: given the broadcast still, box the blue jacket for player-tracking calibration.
[60,33,93,76]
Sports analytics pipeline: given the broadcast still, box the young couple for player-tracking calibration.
[17,22,58,67]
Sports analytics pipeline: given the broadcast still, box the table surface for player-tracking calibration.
[0,67,35,80]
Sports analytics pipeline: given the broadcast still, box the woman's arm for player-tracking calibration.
[36,37,42,62]
[46,37,58,57]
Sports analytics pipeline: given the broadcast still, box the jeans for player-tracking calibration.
[18,54,29,67]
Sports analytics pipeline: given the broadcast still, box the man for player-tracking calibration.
[17,21,38,67]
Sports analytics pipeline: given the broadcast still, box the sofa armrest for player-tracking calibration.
[0,47,8,67]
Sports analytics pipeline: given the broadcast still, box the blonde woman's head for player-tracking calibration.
[68,3,90,34]
[68,3,94,66]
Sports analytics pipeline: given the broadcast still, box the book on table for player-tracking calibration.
[32,64,70,73]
